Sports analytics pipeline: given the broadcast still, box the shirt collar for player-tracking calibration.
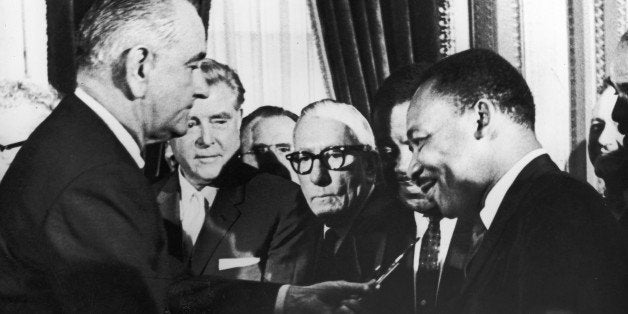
[74,87,144,169]
[178,168,198,203]
[178,167,218,201]
[479,148,547,229]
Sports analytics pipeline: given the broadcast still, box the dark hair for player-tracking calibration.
[417,48,535,129]
[371,62,432,140]
[199,59,246,109]
[77,0,178,71]
[241,106,298,132]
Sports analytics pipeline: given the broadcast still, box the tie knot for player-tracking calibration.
[426,213,442,229]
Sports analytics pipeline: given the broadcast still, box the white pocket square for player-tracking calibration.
[218,257,260,270]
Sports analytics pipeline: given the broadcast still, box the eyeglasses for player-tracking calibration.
[243,143,293,156]
[285,145,372,175]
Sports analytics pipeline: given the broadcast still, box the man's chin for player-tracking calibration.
[408,199,439,214]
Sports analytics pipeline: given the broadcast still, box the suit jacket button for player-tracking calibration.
[420,299,427,306]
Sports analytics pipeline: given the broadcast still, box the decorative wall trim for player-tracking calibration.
[470,0,497,51]
[618,0,627,39]
[437,0,454,57]
[498,0,524,72]
[595,0,606,93]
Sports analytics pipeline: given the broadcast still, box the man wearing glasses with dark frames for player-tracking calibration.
[287,99,415,310]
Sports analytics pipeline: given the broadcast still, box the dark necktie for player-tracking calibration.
[316,228,340,281]
[416,214,442,312]
[464,217,487,278]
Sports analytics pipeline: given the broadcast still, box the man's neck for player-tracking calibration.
[480,131,542,209]
[76,73,146,149]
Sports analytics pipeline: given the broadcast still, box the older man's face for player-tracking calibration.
[170,82,242,188]
[406,84,485,218]
[143,0,208,143]
[293,116,373,227]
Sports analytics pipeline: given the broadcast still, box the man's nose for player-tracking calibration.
[395,150,412,176]
[309,159,331,186]
[196,125,215,147]
[192,70,209,99]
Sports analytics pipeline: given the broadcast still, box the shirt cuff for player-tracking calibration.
[274,284,291,314]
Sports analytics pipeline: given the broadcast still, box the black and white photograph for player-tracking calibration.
[1,0,627,313]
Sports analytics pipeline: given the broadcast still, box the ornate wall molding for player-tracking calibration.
[595,0,606,93]
[437,0,454,57]
[470,0,497,51]
[469,0,524,72]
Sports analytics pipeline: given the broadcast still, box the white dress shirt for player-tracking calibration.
[479,149,547,229]
[178,169,217,246]
[74,87,144,169]
[412,213,457,304]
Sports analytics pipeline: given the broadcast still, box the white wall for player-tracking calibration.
[0,0,48,84]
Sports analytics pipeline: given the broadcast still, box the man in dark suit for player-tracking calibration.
[0,0,370,312]
[406,49,628,313]
[371,63,471,314]
[156,59,315,284]
[287,100,415,289]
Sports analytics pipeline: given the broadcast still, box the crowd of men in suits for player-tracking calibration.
[1,0,628,313]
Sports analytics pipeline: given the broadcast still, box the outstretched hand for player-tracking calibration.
[284,280,376,314]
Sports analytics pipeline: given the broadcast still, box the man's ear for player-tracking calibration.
[125,46,155,99]
[473,99,494,140]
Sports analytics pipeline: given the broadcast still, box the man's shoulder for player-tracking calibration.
[19,94,134,172]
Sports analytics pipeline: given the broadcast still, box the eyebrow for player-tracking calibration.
[186,52,206,65]
[210,112,233,119]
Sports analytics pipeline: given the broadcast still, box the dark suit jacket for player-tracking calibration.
[154,160,316,284]
[303,188,415,312]
[448,154,628,314]
[307,188,415,283]
[0,95,281,313]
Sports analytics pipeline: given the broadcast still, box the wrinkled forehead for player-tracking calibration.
[294,116,360,152]
[252,116,295,141]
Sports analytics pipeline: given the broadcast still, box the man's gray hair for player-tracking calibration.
[76,0,179,72]
[298,99,376,148]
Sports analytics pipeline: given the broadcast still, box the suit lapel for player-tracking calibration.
[461,155,558,292]
[155,174,186,260]
[190,184,243,275]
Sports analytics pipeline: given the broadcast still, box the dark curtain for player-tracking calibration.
[46,0,212,182]
[316,0,440,119]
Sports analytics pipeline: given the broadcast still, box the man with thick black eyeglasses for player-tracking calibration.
[287,99,415,311]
